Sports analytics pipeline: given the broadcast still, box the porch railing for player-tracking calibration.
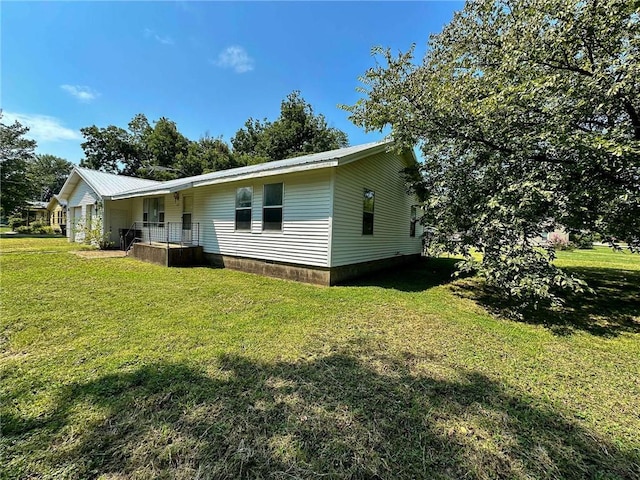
[121,221,200,250]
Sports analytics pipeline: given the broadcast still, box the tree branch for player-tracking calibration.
[623,100,640,140]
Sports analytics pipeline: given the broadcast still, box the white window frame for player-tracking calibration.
[362,188,375,235]
[143,197,165,227]
[235,186,253,231]
[262,183,284,232]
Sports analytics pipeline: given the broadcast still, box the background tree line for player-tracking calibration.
[79,91,348,180]
[1,91,348,216]
[0,117,74,215]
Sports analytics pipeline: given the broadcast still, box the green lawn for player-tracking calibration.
[1,239,639,479]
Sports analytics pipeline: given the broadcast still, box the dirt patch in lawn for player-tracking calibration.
[72,250,127,259]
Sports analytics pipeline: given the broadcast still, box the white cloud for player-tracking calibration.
[1,111,82,142]
[144,28,175,45]
[60,84,100,103]
[214,46,254,73]
[155,34,174,45]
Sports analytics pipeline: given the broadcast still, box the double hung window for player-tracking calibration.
[362,189,375,235]
[410,206,417,237]
[143,197,165,227]
[235,187,252,230]
[263,183,283,231]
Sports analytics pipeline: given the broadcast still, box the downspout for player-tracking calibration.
[327,167,336,284]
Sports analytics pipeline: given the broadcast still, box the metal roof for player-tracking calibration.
[57,141,412,201]
[57,167,161,201]
[74,167,160,196]
[112,140,401,199]
[27,201,49,209]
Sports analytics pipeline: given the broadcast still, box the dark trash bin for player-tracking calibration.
[119,228,141,251]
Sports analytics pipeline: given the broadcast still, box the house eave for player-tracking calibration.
[110,160,339,200]
[191,160,339,189]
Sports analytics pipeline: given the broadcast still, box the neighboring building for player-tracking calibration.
[55,141,424,284]
[24,201,49,225]
[46,195,67,234]
[533,230,570,245]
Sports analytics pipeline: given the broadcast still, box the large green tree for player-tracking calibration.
[345,0,639,307]
[0,117,37,215]
[232,91,349,163]
[78,115,229,180]
[80,125,137,174]
[79,115,190,180]
[28,154,74,201]
[177,135,239,177]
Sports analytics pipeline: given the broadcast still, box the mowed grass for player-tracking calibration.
[1,239,639,479]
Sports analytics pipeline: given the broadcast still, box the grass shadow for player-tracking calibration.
[345,257,461,292]
[0,233,65,239]
[453,267,640,337]
[4,352,638,479]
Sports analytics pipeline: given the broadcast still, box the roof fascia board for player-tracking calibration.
[57,169,83,201]
[107,142,400,201]
[336,143,391,166]
[75,168,106,199]
[111,189,172,200]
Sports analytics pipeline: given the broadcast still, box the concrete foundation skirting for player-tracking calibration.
[329,254,420,285]
[203,253,420,286]
[203,253,330,285]
[131,243,204,267]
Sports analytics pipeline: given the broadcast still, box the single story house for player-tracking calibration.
[56,167,160,243]
[56,141,424,284]
[46,195,68,234]
[24,201,49,225]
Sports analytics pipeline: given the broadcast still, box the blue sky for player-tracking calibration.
[2,1,462,163]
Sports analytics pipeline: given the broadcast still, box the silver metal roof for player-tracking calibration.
[57,167,161,201]
[74,167,160,196]
[27,201,49,209]
[112,140,397,199]
[57,141,409,201]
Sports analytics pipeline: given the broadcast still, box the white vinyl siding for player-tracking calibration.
[192,170,332,267]
[67,178,100,243]
[68,179,98,209]
[103,199,133,244]
[117,149,420,269]
[331,151,423,267]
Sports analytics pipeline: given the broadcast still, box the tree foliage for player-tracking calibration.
[80,125,137,174]
[80,115,237,180]
[28,154,74,201]
[232,91,349,162]
[345,0,640,307]
[79,93,348,180]
[0,116,37,215]
[177,135,239,177]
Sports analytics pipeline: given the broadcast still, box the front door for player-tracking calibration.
[182,196,192,244]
